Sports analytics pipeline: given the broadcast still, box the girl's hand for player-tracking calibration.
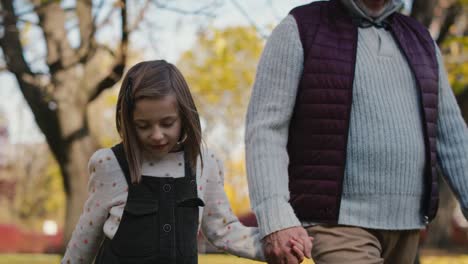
[289,236,314,263]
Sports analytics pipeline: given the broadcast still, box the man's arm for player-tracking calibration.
[434,43,468,219]
[245,14,304,239]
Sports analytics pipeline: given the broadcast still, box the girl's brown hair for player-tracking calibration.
[116,60,203,183]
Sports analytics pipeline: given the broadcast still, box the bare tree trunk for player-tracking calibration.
[0,0,128,251]
[62,136,97,247]
[58,103,98,246]
[425,176,458,248]
[423,87,468,249]
[422,81,468,250]
[456,87,468,124]
[408,0,468,250]
[411,0,438,27]
[436,2,463,45]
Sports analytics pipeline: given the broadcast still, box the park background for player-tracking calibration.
[0,0,467,263]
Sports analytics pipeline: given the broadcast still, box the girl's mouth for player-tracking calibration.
[150,143,168,150]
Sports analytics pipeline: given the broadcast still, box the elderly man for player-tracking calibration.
[245,0,468,263]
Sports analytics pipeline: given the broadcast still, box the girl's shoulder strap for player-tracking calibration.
[111,143,132,185]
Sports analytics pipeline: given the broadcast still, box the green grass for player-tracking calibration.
[0,254,61,264]
[0,254,272,264]
[1,254,468,264]
[200,254,309,263]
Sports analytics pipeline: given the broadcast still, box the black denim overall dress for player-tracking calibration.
[95,143,204,264]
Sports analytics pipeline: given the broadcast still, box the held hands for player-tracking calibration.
[262,226,314,264]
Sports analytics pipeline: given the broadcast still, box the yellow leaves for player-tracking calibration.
[10,149,66,232]
[176,27,264,216]
[224,182,251,216]
[102,92,118,107]
[177,26,264,135]
[214,38,227,57]
[422,256,468,264]
[40,0,60,4]
[223,156,251,216]
[442,36,468,95]
[43,160,65,217]
[19,22,33,47]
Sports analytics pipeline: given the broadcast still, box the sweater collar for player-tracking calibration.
[340,0,404,28]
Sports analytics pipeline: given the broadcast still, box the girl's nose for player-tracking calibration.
[151,128,164,141]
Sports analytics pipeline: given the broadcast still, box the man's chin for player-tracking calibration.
[356,0,388,18]
[369,7,387,17]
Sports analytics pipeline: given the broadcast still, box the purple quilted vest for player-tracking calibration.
[288,0,439,224]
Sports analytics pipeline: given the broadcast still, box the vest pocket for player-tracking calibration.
[176,198,204,256]
[111,199,159,257]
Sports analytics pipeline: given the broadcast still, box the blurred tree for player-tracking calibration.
[178,26,263,145]
[87,49,146,149]
[0,142,65,232]
[411,0,468,249]
[13,145,65,232]
[177,26,263,217]
[224,156,251,216]
[0,0,129,245]
[0,0,219,247]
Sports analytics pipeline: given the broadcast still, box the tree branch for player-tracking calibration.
[16,17,38,25]
[411,0,438,27]
[87,0,129,103]
[0,0,64,162]
[9,1,104,68]
[9,2,75,18]
[436,2,463,45]
[230,0,267,39]
[95,4,119,29]
[266,0,281,21]
[129,0,151,31]
[0,5,33,76]
[34,0,75,74]
[76,0,95,63]
[152,0,219,17]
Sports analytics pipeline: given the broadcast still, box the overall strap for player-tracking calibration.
[183,151,196,181]
[111,143,132,185]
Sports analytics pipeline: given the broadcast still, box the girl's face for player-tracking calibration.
[133,95,182,160]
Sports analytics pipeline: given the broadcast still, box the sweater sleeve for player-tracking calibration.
[61,149,122,264]
[434,44,468,220]
[200,152,265,261]
[245,14,304,239]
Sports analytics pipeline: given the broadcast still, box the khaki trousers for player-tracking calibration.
[306,225,420,264]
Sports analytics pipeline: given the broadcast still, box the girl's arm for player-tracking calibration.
[200,152,265,261]
[61,149,120,264]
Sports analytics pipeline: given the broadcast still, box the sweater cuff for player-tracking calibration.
[253,196,302,239]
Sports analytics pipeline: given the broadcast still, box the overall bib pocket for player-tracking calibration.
[176,197,205,256]
[111,199,159,257]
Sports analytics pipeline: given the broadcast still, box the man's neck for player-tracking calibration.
[355,0,390,18]
[340,0,403,24]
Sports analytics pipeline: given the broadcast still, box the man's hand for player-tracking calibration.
[262,226,313,264]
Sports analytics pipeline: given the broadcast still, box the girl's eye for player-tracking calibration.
[161,122,174,128]
[136,125,149,130]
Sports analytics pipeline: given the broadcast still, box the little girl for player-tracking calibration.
[61,60,307,264]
